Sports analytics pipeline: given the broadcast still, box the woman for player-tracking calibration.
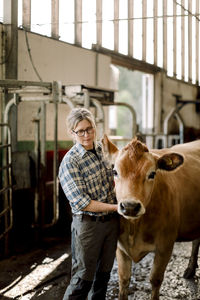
[59,107,119,300]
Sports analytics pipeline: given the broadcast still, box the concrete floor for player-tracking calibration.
[0,239,200,300]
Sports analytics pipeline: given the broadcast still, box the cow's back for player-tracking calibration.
[152,140,200,241]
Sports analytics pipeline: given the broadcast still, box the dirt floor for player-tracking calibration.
[0,239,200,300]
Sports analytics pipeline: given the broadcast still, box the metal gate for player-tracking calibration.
[0,123,13,255]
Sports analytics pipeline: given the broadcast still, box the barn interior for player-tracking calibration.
[0,0,200,299]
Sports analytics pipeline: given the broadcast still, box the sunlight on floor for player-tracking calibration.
[0,253,69,299]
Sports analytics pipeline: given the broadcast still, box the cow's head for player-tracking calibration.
[102,135,184,220]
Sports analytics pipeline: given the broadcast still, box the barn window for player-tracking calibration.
[82,0,96,49]
[31,0,51,37]
[10,0,200,86]
[59,0,75,44]
[102,0,114,50]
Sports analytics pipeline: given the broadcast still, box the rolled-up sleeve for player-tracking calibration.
[59,158,91,213]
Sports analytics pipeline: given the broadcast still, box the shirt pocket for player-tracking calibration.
[83,167,101,183]
[82,167,102,197]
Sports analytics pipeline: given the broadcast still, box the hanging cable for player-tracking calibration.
[173,0,200,22]
[23,26,43,82]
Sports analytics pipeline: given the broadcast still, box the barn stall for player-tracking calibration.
[0,0,200,299]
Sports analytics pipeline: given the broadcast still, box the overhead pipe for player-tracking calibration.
[174,113,184,144]
[91,98,105,139]
[101,100,137,139]
[62,96,76,109]
[3,94,17,127]
[163,107,184,147]
[83,89,90,109]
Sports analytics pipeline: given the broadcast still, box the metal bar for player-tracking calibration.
[0,123,13,254]
[154,0,158,65]
[6,87,51,94]
[196,0,199,85]
[128,0,133,57]
[90,98,104,138]
[0,185,13,195]
[22,0,31,30]
[163,0,167,71]
[51,0,59,39]
[43,81,60,228]
[101,100,137,138]
[0,223,13,241]
[114,0,119,52]
[181,0,185,80]
[0,164,12,172]
[142,0,147,61]
[0,205,10,218]
[0,144,11,149]
[84,89,90,108]
[40,102,46,167]
[20,96,53,102]
[96,0,102,46]
[188,0,192,82]
[173,0,177,77]
[0,80,52,88]
[33,118,40,226]
[52,82,59,225]
[75,0,82,46]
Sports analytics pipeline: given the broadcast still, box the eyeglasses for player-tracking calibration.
[72,126,94,137]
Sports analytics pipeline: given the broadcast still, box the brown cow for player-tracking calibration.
[102,135,200,300]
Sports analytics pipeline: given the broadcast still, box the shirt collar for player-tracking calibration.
[75,142,87,157]
[75,142,102,158]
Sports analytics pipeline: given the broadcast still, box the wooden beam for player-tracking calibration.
[51,0,59,39]
[173,0,177,77]
[75,0,82,46]
[196,0,199,85]
[181,0,185,80]
[142,0,147,61]
[92,45,161,74]
[22,0,31,30]
[128,0,133,57]
[153,0,158,65]
[96,0,102,46]
[163,0,167,71]
[114,0,119,52]
[188,0,192,82]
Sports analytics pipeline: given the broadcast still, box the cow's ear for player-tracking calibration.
[157,153,184,171]
[101,134,118,164]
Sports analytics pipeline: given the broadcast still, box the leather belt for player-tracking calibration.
[73,213,118,222]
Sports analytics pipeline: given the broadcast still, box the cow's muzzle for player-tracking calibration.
[118,201,145,219]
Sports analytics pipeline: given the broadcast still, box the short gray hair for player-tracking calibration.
[67,108,97,143]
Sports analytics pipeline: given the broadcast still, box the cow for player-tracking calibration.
[102,135,200,300]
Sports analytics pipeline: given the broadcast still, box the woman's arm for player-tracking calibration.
[82,200,118,213]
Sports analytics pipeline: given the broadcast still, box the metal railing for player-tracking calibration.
[0,123,13,255]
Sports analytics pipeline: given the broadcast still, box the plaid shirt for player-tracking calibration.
[58,142,116,216]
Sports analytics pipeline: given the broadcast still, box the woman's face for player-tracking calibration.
[72,119,95,150]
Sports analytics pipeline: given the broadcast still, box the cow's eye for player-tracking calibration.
[113,169,118,177]
[148,171,156,180]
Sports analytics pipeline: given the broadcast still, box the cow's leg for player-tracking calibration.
[183,238,200,279]
[150,246,173,300]
[116,247,132,300]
